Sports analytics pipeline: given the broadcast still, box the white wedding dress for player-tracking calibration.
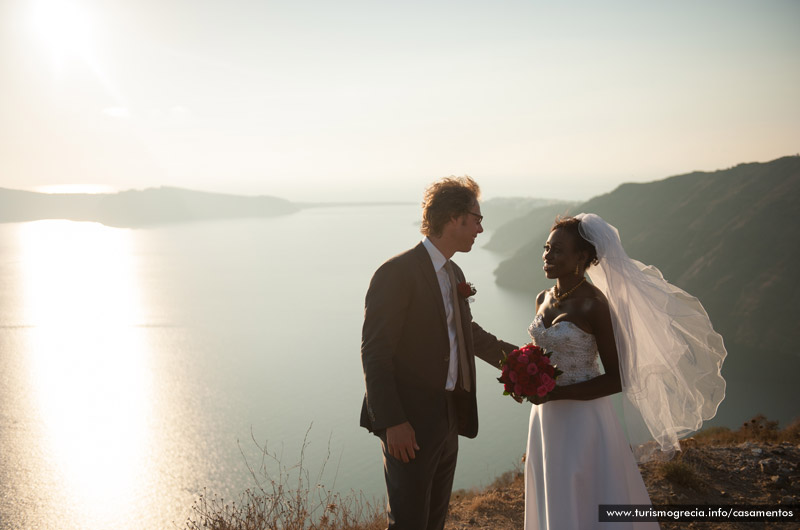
[525,314,659,529]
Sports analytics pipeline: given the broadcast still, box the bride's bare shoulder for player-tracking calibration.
[535,288,550,306]
[582,284,611,320]
[585,283,608,303]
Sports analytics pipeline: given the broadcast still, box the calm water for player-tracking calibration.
[0,205,537,529]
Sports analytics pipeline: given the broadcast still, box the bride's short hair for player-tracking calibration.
[421,176,481,237]
[551,216,599,268]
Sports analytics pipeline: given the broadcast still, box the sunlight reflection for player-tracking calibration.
[18,220,152,524]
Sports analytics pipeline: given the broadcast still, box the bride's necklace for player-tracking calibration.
[552,277,585,308]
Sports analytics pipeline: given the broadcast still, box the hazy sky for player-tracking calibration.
[1,0,798,202]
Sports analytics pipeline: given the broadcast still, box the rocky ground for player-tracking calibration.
[443,422,800,530]
[187,417,799,530]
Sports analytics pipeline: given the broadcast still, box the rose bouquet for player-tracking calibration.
[498,344,562,402]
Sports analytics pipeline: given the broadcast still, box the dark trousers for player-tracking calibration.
[380,391,459,530]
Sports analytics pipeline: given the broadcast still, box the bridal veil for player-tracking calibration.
[576,213,727,459]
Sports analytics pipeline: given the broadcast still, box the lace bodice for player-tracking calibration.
[528,314,602,385]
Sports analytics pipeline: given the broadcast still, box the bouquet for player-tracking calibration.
[498,344,562,402]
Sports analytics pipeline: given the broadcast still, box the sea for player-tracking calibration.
[0,204,538,529]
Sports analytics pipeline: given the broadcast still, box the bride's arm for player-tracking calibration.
[535,296,622,403]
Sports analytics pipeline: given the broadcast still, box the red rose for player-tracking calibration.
[457,281,477,299]
[498,344,562,403]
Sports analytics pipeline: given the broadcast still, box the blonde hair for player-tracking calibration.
[421,176,481,237]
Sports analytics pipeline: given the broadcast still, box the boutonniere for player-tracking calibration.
[457,281,477,303]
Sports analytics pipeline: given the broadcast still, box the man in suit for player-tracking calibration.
[360,177,517,529]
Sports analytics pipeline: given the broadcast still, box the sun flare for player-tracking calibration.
[29,0,96,73]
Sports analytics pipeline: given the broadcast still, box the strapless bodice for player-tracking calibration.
[528,314,602,385]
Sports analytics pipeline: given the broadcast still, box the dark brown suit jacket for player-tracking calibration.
[360,242,516,439]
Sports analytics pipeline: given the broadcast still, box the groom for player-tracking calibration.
[360,177,517,529]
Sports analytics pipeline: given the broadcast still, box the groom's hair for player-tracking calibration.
[421,176,481,237]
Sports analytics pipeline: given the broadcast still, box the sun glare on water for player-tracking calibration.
[18,220,154,525]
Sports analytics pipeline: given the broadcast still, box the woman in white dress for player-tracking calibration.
[524,214,726,530]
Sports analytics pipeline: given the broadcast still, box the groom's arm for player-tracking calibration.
[472,322,517,369]
[451,261,517,369]
[361,259,410,432]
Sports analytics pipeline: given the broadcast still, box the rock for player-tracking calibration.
[759,458,780,474]
[781,495,795,505]
[768,475,789,489]
[751,448,764,455]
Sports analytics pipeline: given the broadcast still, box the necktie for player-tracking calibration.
[445,261,471,392]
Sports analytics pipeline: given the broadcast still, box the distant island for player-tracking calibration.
[0,187,306,228]
[0,186,426,227]
[0,186,304,227]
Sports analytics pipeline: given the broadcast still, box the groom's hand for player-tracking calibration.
[386,421,420,463]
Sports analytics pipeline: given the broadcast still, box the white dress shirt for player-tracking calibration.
[422,237,460,391]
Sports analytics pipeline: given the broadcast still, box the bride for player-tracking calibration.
[524,214,726,529]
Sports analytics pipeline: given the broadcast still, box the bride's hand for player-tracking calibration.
[530,394,549,405]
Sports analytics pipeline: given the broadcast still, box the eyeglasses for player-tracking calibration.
[467,211,484,224]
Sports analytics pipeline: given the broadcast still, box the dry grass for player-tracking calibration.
[184,428,384,530]
[185,415,800,529]
[445,468,525,529]
[656,461,706,491]
[692,414,800,446]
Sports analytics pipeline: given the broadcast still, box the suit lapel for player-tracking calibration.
[450,262,474,347]
[412,243,448,330]
[451,261,478,385]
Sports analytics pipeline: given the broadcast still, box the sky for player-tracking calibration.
[1,0,798,202]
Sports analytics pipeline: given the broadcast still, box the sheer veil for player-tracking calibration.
[576,213,727,460]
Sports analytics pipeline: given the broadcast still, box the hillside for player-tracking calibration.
[492,155,800,429]
[483,201,579,254]
[478,197,572,232]
[0,186,298,227]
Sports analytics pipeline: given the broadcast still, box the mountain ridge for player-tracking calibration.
[491,155,800,428]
